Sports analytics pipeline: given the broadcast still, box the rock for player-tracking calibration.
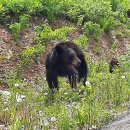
[0,90,11,97]
[0,125,5,130]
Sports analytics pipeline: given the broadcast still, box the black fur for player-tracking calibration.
[45,41,88,90]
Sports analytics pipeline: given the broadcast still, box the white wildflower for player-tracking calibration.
[16,97,22,103]
[4,101,8,106]
[64,92,68,95]
[16,93,26,103]
[16,94,22,103]
[92,125,97,129]
[79,89,82,93]
[4,107,8,112]
[66,104,71,108]
[38,110,43,117]
[50,117,56,122]
[121,76,125,79]
[72,102,76,106]
[14,83,19,87]
[85,81,90,86]
[44,93,48,96]
[113,36,116,39]
[21,95,26,99]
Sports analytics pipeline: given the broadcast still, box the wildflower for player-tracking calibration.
[38,110,43,117]
[14,83,19,88]
[44,93,48,96]
[50,117,56,122]
[64,92,68,95]
[85,81,90,86]
[16,97,22,103]
[72,102,76,106]
[113,36,116,39]
[92,125,97,129]
[121,76,125,79]
[4,101,8,106]
[16,94,26,103]
[4,107,8,112]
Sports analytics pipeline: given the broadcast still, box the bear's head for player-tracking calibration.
[109,58,120,73]
[54,45,81,67]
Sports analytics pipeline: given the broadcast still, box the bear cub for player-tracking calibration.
[109,58,120,73]
[45,41,88,91]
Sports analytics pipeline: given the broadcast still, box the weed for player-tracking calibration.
[75,35,88,49]
[111,42,118,50]
[84,21,103,40]
[9,14,30,42]
[35,24,74,44]
[17,44,44,77]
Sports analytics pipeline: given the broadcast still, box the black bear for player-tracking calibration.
[45,41,88,91]
[109,58,120,73]
[127,9,130,18]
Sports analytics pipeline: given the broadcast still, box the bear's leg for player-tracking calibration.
[77,66,88,86]
[46,71,58,90]
[52,76,59,91]
[76,55,88,86]
[67,66,79,89]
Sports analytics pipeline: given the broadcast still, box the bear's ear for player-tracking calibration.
[55,46,63,54]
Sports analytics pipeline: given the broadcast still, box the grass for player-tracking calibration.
[0,54,130,129]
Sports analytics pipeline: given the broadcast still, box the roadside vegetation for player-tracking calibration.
[0,0,130,129]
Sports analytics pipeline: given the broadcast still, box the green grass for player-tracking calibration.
[0,0,129,40]
[0,54,130,129]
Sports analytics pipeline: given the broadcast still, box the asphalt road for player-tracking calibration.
[101,112,130,130]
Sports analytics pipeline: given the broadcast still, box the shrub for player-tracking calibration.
[83,21,103,40]
[9,14,30,41]
[35,24,74,44]
[16,44,44,77]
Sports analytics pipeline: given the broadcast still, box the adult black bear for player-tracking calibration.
[45,41,88,91]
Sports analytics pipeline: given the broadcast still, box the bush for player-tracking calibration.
[16,44,44,77]
[35,24,74,44]
[84,21,103,40]
[9,14,30,41]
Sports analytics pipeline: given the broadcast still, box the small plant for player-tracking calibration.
[20,43,44,67]
[40,0,63,22]
[111,42,118,50]
[9,23,21,41]
[75,35,88,49]
[35,24,74,44]
[9,14,30,42]
[17,44,44,77]
[84,21,103,40]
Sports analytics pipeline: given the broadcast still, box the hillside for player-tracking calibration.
[0,0,130,129]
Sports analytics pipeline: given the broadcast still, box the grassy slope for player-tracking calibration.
[0,0,130,129]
